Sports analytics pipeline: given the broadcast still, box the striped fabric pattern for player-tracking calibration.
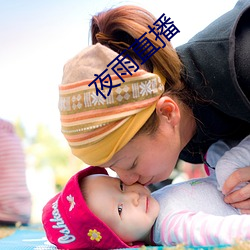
[0,119,31,224]
[59,69,164,148]
[159,210,250,246]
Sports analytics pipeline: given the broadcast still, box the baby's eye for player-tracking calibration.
[120,180,124,191]
[118,204,123,216]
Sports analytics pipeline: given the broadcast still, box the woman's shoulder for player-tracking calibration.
[176,0,250,123]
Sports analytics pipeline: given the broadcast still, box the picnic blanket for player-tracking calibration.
[0,224,247,250]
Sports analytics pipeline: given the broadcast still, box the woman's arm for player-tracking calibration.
[215,135,250,212]
[215,135,250,192]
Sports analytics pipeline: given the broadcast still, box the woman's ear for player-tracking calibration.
[156,96,180,126]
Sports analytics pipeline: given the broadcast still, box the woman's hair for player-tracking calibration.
[90,5,194,135]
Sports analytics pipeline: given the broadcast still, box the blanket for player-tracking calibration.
[0,225,248,250]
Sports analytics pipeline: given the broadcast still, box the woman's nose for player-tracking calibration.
[112,168,139,185]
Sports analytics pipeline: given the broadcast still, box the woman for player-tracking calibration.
[59,1,250,211]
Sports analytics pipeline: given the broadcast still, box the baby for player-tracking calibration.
[42,135,250,249]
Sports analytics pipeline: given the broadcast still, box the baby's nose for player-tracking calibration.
[126,191,140,206]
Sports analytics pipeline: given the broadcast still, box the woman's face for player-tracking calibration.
[100,120,182,186]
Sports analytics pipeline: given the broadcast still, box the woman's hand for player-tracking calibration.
[223,166,250,214]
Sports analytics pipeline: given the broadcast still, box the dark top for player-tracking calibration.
[176,0,250,164]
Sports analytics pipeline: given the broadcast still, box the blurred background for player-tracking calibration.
[0,0,238,223]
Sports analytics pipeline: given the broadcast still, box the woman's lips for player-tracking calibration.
[143,177,154,186]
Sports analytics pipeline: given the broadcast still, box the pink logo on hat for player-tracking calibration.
[50,199,76,244]
[66,194,75,211]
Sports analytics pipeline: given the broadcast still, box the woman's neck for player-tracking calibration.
[179,103,197,149]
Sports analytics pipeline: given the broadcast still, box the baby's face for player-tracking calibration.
[84,174,160,244]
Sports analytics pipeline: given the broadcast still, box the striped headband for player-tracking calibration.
[59,43,165,165]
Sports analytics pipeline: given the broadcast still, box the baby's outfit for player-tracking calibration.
[152,135,250,246]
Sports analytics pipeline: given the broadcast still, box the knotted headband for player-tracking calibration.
[59,43,165,165]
